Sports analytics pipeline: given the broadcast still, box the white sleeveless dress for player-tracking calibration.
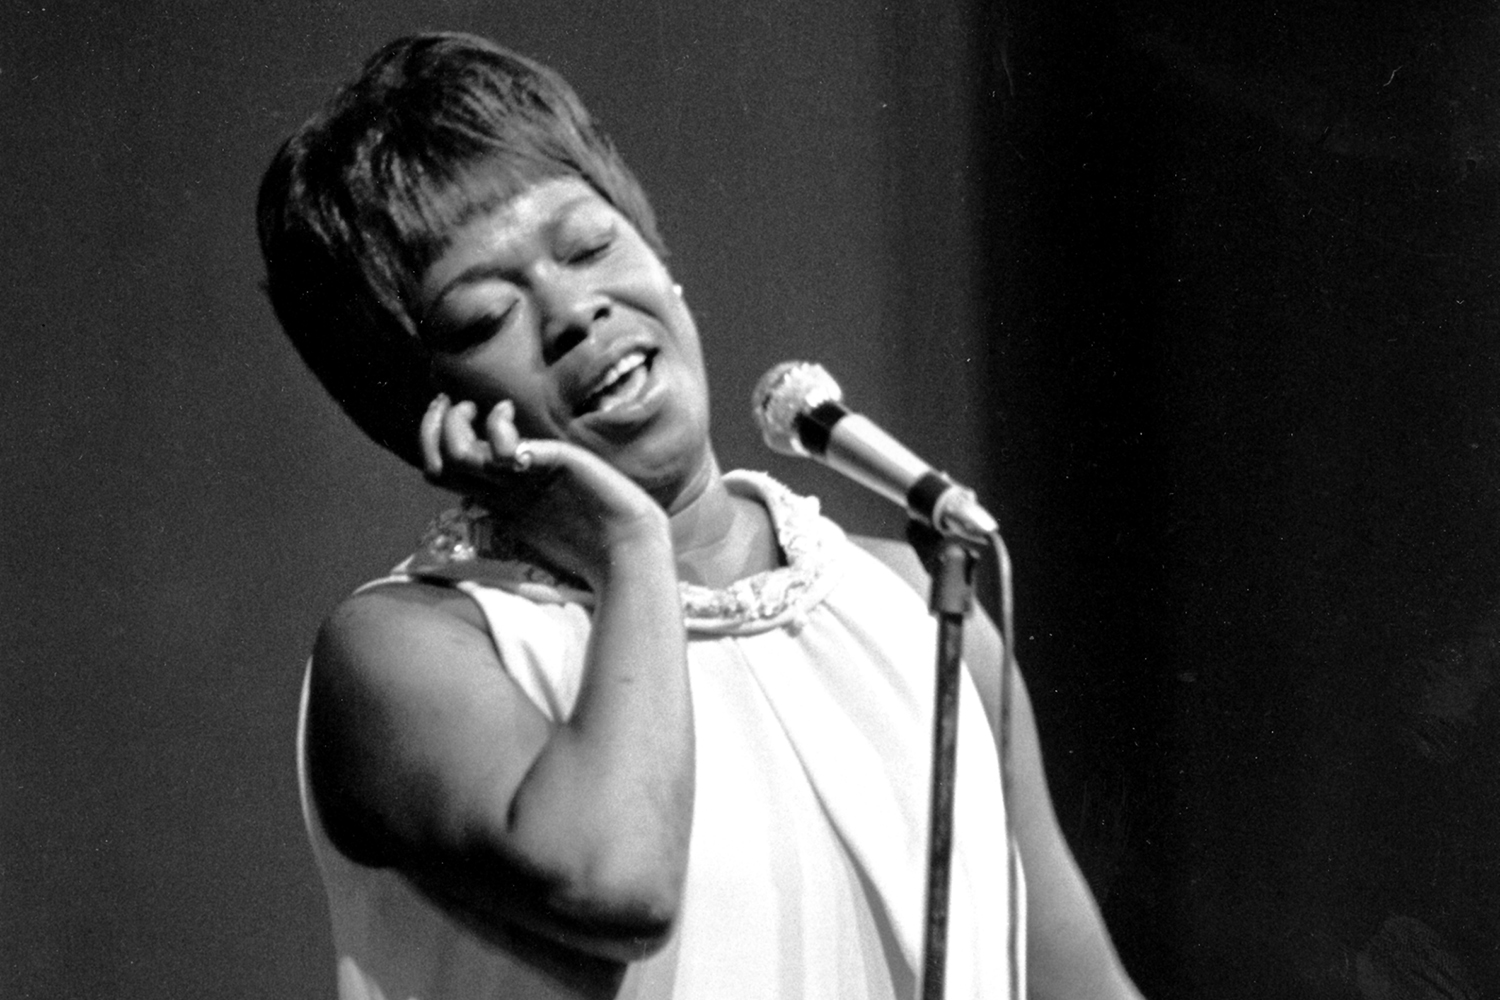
[297,471,1024,999]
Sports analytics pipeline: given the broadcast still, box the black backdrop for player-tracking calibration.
[988,3,1500,997]
[4,2,1498,998]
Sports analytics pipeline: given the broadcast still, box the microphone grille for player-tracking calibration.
[751,360,843,457]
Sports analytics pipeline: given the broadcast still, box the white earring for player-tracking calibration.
[673,283,684,298]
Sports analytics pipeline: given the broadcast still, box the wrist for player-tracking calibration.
[594,508,676,589]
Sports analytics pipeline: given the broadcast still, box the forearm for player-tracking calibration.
[1009,674,1146,1000]
[503,527,695,935]
[1024,867,1145,1000]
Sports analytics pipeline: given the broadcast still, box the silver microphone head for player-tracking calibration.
[751,361,844,457]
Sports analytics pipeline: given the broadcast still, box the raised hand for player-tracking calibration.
[419,394,670,589]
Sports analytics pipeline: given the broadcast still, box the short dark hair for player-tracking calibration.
[256,32,665,466]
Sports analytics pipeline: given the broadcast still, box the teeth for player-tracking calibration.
[588,350,649,413]
[599,351,645,389]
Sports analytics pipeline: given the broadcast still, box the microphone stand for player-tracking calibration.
[916,532,979,1000]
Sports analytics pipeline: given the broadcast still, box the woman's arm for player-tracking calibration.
[305,400,695,964]
[855,535,1146,1000]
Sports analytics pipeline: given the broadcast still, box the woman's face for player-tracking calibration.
[417,176,714,504]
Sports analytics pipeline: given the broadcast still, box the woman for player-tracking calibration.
[258,31,1143,1000]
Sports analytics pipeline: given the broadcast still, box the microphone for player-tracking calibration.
[752,361,998,542]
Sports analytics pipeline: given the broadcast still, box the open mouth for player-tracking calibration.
[579,349,656,416]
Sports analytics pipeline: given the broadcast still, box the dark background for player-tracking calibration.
[4,1,1497,998]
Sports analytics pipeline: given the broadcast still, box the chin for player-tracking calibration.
[621,438,715,512]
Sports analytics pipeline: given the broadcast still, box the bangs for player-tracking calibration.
[370,152,568,308]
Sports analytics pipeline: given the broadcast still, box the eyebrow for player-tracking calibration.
[427,193,601,307]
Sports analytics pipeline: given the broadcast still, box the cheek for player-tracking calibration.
[430,356,559,436]
[429,361,508,413]
[508,398,559,439]
[431,335,521,392]
[428,357,487,401]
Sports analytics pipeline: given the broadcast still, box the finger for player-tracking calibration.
[483,400,523,464]
[442,399,490,468]
[420,394,451,480]
[502,438,566,472]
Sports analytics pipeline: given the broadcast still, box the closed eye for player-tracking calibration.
[570,241,611,264]
[560,221,618,265]
[425,305,515,355]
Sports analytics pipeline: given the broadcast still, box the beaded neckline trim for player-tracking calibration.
[408,471,843,634]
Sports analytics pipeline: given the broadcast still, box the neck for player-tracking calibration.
[666,464,780,589]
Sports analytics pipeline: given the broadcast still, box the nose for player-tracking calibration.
[538,276,610,365]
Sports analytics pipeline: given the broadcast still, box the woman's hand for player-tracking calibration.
[419,394,669,589]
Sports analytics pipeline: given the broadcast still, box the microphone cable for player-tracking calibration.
[987,526,1025,1000]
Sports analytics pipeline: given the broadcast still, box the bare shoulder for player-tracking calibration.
[310,580,498,745]
[314,578,489,686]
[305,578,550,867]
